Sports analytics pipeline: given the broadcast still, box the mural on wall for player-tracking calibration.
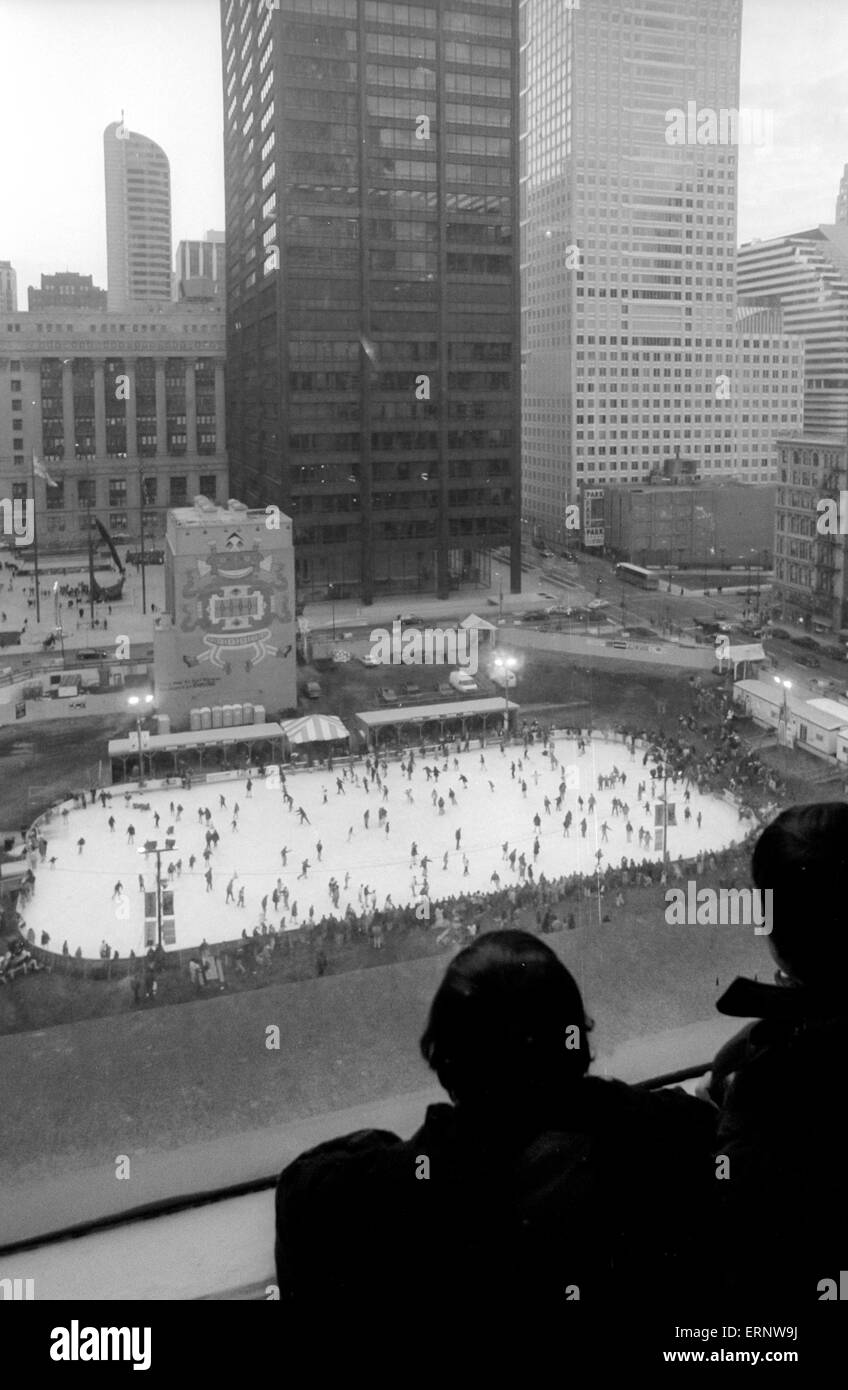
[179,530,294,674]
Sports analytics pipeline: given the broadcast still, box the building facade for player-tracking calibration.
[175,231,226,301]
[0,305,227,552]
[773,432,848,634]
[104,121,173,310]
[738,226,848,436]
[220,0,521,603]
[28,273,107,311]
[604,476,776,570]
[154,497,297,728]
[520,0,799,546]
[0,262,17,314]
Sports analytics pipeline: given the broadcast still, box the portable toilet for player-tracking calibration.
[232,702,243,725]
[253,704,265,725]
[190,708,201,732]
[157,714,171,736]
[243,701,254,725]
[200,706,212,730]
[212,705,223,728]
[222,704,233,728]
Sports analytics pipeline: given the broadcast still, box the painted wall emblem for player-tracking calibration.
[180,533,293,673]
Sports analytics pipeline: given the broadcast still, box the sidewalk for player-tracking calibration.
[0,562,163,655]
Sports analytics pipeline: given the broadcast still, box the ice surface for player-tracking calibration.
[23,737,743,958]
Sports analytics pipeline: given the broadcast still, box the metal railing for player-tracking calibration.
[0,1062,711,1264]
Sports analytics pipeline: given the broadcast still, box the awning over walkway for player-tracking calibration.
[108,722,285,757]
[280,714,350,745]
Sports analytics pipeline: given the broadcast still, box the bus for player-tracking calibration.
[615,562,660,590]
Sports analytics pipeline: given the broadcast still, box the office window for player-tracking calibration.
[170,476,188,506]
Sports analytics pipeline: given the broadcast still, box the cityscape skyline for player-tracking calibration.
[2,0,848,301]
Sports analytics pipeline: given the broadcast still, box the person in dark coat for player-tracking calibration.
[705,802,848,1304]
[276,930,717,1320]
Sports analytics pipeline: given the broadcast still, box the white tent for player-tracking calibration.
[460,613,497,643]
[280,714,350,746]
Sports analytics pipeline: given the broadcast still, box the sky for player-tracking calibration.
[0,0,847,303]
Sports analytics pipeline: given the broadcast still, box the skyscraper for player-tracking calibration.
[0,261,17,313]
[520,0,766,547]
[220,0,520,603]
[738,226,848,436]
[836,164,848,225]
[104,121,173,310]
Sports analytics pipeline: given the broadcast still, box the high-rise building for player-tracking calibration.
[220,0,521,603]
[836,165,848,225]
[0,261,17,313]
[28,273,107,311]
[738,226,848,436]
[104,121,173,310]
[0,304,227,552]
[175,230,226,301]
[520,0,792,547]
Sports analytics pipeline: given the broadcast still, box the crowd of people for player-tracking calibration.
[2,689,786,998]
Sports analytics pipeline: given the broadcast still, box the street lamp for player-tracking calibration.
[492,653,517,734]
[128,693,154,786]
[328,582,336,640]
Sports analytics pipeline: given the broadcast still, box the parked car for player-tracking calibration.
[402,682,421,697]
[305,680,321,699]
[378,686,398,704]
[449,670,478,694]
[791,635,819,650]
[357,652,382,667]
[797,655,821,668]
[520,609,548,622]
[587,599,610,610]
[75,648,108,663]
[437,682,455,698]
[538,548,555,559]
[770,627,790,639]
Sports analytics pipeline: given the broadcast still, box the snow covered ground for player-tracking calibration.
[22,737,742,958]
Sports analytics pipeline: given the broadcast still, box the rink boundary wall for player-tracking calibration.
[9,727,745,976]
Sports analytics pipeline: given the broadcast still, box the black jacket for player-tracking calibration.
[710,977,848,1303]
[275,1077,717,1316]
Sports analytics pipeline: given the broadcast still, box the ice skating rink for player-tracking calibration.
[23,737,742,958]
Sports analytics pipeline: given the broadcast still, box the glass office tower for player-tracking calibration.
[221,0,521,602]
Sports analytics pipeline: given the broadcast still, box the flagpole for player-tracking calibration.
[87,480,96,625]
[30,449,41,624]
